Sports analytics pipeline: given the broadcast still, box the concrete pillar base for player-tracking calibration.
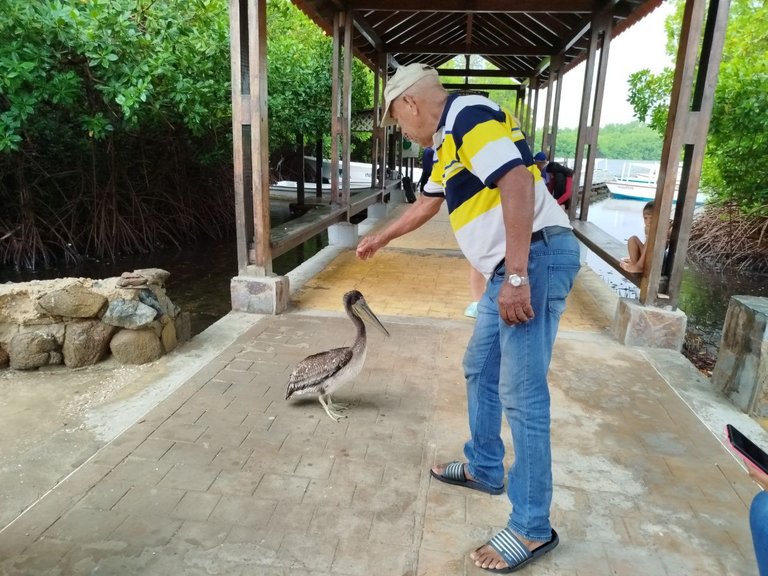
[367,202,389,221]
[613,297,687,351]
[329,222,359,247]
[230,274,289,315]
[389,187,405,204]
[712,296,768,417]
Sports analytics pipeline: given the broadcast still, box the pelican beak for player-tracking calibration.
[353,299,390,337]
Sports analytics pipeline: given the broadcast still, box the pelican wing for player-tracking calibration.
[285,347,353,398]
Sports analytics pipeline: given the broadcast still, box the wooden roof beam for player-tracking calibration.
[443,82,524,91]
[348,0,595,11]
[437,68,520,77]
[390,44,555,55]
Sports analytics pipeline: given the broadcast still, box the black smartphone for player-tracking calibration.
[726,424,768,475]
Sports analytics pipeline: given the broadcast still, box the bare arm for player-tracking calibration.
[496,166,536,325]
[356,194,443,260]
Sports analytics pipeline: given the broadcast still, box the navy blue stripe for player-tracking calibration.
[451,102,507,153]
[485,158,526,187]
[445,169,486,214]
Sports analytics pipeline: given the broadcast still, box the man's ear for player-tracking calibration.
[401,94,418,116]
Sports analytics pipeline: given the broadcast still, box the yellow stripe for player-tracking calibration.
[449,187,501,231]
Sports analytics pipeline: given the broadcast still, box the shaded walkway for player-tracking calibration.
[0,206,763,575]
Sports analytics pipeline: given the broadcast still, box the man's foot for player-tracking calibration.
[470,534,541,570]
[470,528,559,572]
[429,461,504,495]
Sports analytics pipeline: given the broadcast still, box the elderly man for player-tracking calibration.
[356,63,580,572]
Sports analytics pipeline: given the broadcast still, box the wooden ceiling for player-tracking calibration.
[292,0,662,88]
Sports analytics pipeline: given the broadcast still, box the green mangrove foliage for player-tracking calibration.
[627,0,768,216]
[0,0,374,271]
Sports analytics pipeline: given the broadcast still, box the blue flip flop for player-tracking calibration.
[430,461,504,495]
[477,527,559,573]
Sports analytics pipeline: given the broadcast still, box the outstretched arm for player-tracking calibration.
[356,194,443,260]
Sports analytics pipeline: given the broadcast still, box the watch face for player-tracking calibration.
[509,274,522,286]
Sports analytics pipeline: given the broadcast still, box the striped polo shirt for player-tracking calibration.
[423,93,571,277]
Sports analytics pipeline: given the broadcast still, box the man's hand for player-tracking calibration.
[356,233,388,260]
[498,283,535,325]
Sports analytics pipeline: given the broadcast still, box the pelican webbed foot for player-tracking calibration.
[319,394,347,422]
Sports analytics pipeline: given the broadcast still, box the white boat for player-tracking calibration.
[271,180,370,193]
[606,162,707,204]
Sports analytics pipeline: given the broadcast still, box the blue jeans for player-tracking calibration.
[752,490,768,576]
[462,229,580,541]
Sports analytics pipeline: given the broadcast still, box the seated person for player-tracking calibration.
[620,201,655,274]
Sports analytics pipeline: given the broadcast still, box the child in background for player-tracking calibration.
[620,201,654,274]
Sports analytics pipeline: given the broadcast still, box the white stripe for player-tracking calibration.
[491,529,530,564]
[468,137,522,184]
[445,95,500,131]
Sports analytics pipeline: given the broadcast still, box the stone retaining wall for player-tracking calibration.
[0,268,191,370]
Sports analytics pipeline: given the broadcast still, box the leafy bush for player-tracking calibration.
[626,0,768,216]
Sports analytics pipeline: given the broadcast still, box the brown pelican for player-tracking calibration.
[285,290,390,421]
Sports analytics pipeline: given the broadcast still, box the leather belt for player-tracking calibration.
[531,225,571,244]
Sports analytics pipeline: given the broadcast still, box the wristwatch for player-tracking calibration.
[507,273,529,287]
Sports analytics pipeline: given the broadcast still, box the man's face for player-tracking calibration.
[535,160,546,172]
[390,95,433,147]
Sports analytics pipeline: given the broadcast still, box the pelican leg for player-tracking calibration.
[318,394,345,422]
[326,394,349,412]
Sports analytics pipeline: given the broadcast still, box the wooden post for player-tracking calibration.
[548,55,564,160]
[330,12,342,205]
[641,0,731,308]
[342,10,353,210]
[571,11,613,221]
[229,0,271,275]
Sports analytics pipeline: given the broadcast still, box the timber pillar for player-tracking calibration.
[231,274,289,315]
[712,296,768,417]
[613,298,687,351]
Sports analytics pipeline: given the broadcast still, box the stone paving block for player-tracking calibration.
[173,520,231,550]
[44,507,127,542]
[170,491,222,522]
[416,546,466,576]
[226,359,254,372]
[208,494,277,528]
[294,452,335,479]
[110,513,182,548]
[369,511,415,547]
[209,446,254,471]
[128,436,174,461]
[109,457,173,486]
[112,485,185,517]
[275,533,338,573]
[79,477,133,510]
[308,504,373,540]
[302,477,356,507]
[151,419,207,443]
[157,463,220,492]
[214,368,258,387]
[328,458,384,488]
[267,412,322,436]
[0,537,74,576]
[425,486,467,524]
[323,436,370,460]
[267,501,315,535]
[254,472,310,502]
[196,410,251,447]
[160,440,220,465]
[209,469,263,496]
[330,538,412,575]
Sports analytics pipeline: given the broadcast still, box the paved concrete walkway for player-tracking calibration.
[1,204,766,575]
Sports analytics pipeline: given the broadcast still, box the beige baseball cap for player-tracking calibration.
[381,63,440,127]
